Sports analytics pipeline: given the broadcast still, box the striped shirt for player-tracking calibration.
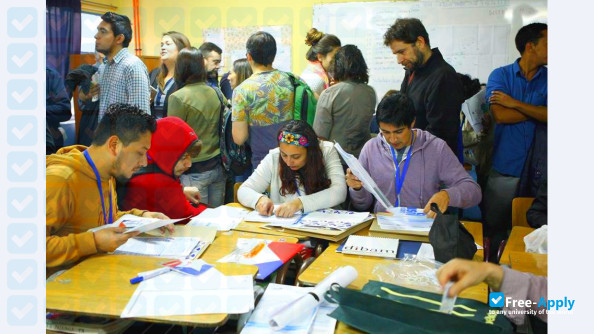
[99,48,150,120]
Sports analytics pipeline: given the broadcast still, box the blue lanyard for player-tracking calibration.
[83,150,113,225]
[389,133,414,207]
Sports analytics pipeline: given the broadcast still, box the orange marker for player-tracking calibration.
[244,241,265,258]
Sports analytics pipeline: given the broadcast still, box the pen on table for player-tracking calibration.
[244,241,266,258]
[129,267,171,284]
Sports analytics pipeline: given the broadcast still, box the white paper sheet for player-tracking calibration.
[334,142,394,211]
[308,302,338,334]
[241,284,318,334]
[244,206,301,226]
[416,243,435,260]
[121,268,254,317]
[217,238,278,265]
[88,214,184,234]
[461,88,487,133]
[188,206,250,231]
[113,237,200,258]
[269,266,357,331]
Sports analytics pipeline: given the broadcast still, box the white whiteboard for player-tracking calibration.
[313,0,547,101]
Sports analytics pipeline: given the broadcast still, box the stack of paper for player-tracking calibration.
[241,284,338,334]
[121,267,254,317]
[188,206,250,231]
[377,208,434,232]
[295,210,372,231]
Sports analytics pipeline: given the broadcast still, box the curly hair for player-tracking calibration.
[92,103,156,146]
[383,18,430,48]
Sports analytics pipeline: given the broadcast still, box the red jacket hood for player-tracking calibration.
[147,117,199,177]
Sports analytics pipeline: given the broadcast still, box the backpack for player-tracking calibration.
[211,86,252,175]
[285,72,317,126]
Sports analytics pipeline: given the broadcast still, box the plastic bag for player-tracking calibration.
[523,225,547,254]
[371,254,444,294]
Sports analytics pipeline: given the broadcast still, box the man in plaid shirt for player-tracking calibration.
[82,12,150,120]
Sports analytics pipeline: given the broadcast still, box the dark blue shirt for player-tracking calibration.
[46,67,72,128]
[486,59,547,177]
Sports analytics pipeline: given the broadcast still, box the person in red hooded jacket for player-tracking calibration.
[121,117,207,218]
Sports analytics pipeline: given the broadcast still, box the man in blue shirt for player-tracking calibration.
[484,23,547,260]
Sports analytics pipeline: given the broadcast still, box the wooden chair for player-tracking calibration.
[496,197,536,262]
[233,182,242,203]
[512,197,535,228]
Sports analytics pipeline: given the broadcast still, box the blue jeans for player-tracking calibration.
[181,165,226,208]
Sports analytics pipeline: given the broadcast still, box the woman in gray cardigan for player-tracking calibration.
[238,120,347,217]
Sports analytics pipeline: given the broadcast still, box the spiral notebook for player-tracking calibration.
[341,235,399,259]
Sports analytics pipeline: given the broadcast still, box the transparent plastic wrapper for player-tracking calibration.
[371,254,444,294]
[524,225,547,254]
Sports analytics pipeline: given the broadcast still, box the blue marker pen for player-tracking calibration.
[130,267,171,284]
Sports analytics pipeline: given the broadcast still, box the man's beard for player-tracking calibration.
[113,155,132,182]
[207,70,218,80]
[96,46,110,57]
[408,46,426,72]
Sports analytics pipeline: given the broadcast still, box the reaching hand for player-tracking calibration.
[346,168,363,190]
[183,186,202,204]
[256,196,274,216]
[93,227,139,253]
[436,259,504,297]
[275,199,303,218]
[423,190,450,218]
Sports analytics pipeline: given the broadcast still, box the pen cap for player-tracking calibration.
[130,276,143,284]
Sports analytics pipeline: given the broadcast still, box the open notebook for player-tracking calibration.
[341,235,399,259]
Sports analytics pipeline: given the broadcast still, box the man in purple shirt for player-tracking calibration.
[346,92,480,216]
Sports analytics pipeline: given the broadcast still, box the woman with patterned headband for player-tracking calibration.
[237,120,347,217]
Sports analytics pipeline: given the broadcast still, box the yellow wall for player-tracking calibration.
[107,0,386,74]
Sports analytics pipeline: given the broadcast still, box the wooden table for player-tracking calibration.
[297,243,488,303]
[46,231,297,327]
[509,251,548,277]
[499,226,535,266]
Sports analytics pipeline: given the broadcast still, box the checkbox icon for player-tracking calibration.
[7,295,37,326]
[7,80,37,110]
[7,152,37,182]
[7,188,37,218]
[154,7,184,35]
[7,8,37,38]
[7,116,37,146]
[8,224,37,254]
[190,7,221,37]
[489,292,505,307]
[227,7,257,27]
[8,259,37,290]
[8,44,37,74]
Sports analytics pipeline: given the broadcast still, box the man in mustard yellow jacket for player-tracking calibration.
[46,103,171,273]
